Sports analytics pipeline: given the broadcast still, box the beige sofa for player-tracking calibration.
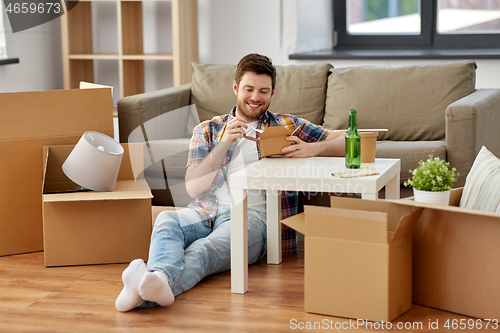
[118,60,500,207]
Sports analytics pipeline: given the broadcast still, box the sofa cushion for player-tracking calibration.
[142,139,192,207]
[460,146,500,213]
[375,140,447,184]
[191,63,236,122]
[323,60,477,141]
[271,64,332,124]
[191,62,332,124]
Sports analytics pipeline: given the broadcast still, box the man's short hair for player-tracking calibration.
[235,53,276,90]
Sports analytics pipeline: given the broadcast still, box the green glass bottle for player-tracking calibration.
[345,109,361,169]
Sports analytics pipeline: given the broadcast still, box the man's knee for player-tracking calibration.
[153,211,181,233]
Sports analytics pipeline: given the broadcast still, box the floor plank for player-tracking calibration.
[0,250,493,332]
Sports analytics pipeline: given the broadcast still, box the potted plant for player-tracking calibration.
[404,155,459,205]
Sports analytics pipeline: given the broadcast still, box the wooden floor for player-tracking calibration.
[0,248,492,332]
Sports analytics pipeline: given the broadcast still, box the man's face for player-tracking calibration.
[233,71,275,122]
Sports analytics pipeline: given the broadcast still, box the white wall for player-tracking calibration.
[0,12,62,93]
[0,5,7,59]
[1,0,499,95]
[197,0,283,65]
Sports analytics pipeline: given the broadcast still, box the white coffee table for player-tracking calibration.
[229,157,400,293]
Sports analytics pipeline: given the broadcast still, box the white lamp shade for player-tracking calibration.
[63,131,124,192]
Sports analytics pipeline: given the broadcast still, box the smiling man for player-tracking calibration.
[115,53,345,312]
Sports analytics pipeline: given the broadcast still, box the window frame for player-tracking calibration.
[333,0,500,50]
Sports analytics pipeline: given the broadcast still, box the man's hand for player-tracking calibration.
[281,131,345,158]
[185,140,233,198]
[221,117,248,143]
[281,136,320,158]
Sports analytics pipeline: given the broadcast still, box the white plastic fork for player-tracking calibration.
[245,123,264,133]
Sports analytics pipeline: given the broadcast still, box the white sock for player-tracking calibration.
[115,259,147,312]
[138,271,175,307]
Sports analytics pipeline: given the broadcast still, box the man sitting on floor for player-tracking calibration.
[115,53,345,312]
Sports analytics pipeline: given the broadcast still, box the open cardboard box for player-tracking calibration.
[42,143,153,267]
[245,126,294,157]
[386,188,500,320]
[282,197,423,322]
[0,85,114,256]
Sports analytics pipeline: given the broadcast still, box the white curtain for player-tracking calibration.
[281,0,333,56]
[296,0,333,53]
[0,3,8,59]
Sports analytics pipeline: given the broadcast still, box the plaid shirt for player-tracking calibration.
[186,107,330,254]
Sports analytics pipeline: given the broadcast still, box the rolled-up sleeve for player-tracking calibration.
[293,117,330,143]
[186,122,210,168]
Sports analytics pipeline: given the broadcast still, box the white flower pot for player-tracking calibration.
[413,189,451,206]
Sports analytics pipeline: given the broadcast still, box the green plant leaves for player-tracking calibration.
[403,155,459,192]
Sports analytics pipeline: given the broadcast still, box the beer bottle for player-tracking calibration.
[345,109,361,169]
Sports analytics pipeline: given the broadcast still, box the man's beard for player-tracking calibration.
[235,97,270,121]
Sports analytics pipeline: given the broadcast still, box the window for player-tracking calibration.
[346,0,421,35]
[334,0,500,49]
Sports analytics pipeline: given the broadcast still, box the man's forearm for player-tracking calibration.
[185,142,232,198]
[316,131,345,157]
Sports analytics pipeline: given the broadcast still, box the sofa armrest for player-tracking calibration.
[118,83,192,143]
[445,88,500,187]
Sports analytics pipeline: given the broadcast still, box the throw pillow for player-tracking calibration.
[270,63,332,125]
[323,60,477,141]
[190,62,332,125]
[191,62,236,122]
[459,146,500,213]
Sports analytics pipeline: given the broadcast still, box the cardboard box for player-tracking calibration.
[42,143,152,267]
[387,188,500,319]
[242,126,293,157]
[0,87,114,256]
[258,126,294,157]
[282,198,423,322]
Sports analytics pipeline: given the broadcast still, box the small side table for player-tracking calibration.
[229,157,400,293]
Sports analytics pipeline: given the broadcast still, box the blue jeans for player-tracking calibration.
[144,206,267,305]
